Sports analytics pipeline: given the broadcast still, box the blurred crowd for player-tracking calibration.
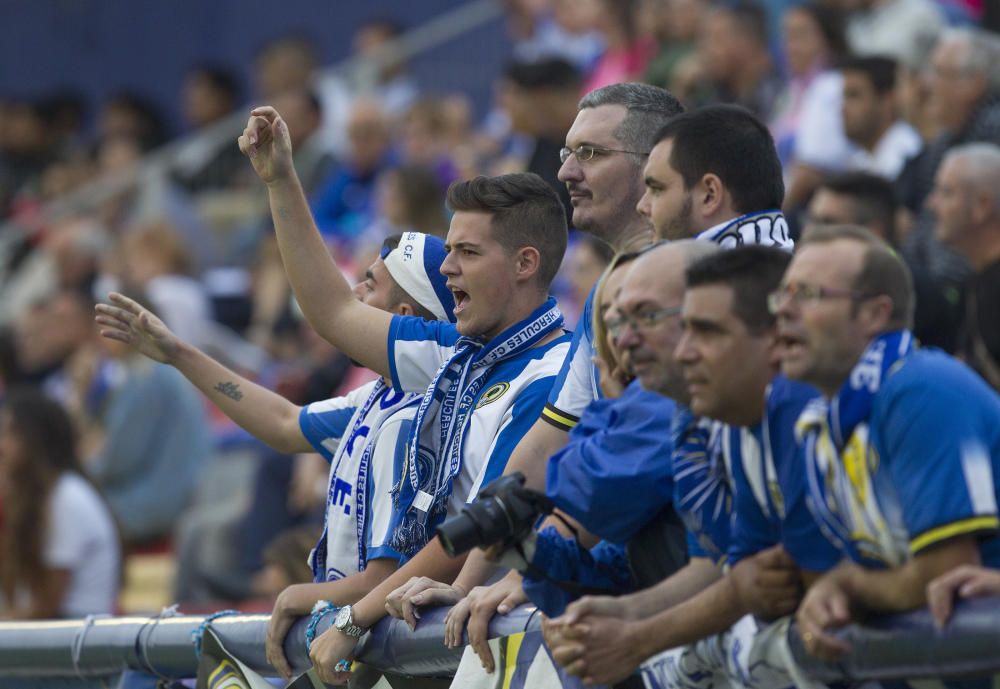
[0,0,998,658]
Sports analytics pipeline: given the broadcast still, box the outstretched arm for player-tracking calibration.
[96,292,310,455]
[238,106,393,377]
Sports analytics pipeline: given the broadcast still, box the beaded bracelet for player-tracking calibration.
[304,600,339,653]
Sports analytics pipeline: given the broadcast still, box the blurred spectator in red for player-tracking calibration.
[0,387,121,618]
[583,0,658,93]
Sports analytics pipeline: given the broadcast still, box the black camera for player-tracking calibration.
[436,472,553,558]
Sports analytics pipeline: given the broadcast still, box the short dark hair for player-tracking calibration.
[446,173,568,289]
[840,55,898,95]
[655,105,784,213]
[579,83,684,163]
[817,171,898,243]
[685,245,791,334]
[504,57,581,91]
[798,224,914,329]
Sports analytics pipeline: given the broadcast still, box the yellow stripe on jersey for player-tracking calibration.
[501,632,525,689]
[910,515,1000,554]
[541,404,579,431]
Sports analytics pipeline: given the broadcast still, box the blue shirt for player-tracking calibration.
[545,379,676,544]
[671,407,732,564]
[811,350,1000,568]
[388,315,572,506]
[727,376,841,572]
[541,287,600,431]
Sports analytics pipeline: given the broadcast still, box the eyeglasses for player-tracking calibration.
[559,144,648,164]
[606,305,682,338]
[767,282,867,314]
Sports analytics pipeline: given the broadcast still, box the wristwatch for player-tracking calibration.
[333,604,367,638]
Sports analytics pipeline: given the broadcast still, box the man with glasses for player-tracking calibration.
[547,247,840,689]
[382,83,686,667]
[771,224,1000,664]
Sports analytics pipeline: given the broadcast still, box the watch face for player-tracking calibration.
[334,606,351,629]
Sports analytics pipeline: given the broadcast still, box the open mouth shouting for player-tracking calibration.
[450,285,471,316]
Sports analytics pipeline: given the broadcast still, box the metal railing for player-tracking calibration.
[2,599,1000,683]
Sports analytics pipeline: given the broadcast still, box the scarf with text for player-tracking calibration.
[699,210,793,250]
[309,380,398,581]
[390,298,565,558]
[794,330,914,567]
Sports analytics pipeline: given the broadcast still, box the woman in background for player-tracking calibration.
[0,388,120,618]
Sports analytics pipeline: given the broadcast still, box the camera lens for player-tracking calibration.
[436,495,514,557]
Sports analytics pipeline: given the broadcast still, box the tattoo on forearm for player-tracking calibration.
[278,206,289,220]
[215,381,244,401]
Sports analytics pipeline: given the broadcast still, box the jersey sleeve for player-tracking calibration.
[387,315,459,394]
[726,427,782,566]
[546,383,676,544]
[364,414,413,563]
[299,381,377,462]
[541,291,597,430]
[466,376,556,501]
[879,364,1000,556]
[671,413,732,565]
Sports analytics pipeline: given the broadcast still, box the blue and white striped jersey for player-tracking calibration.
[300,380,421,580]
[387,315,571,509]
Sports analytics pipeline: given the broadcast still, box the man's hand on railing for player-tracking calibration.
[795,572,853,662]
[543,599,644,686]
[384,576,467,631]
[267,583,325,678]
[443,570,527,673]
[928,565,1000,627]
[309,625,357,686]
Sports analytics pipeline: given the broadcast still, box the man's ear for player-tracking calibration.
[514,246,542,283]
[970,188,994,226]
[858,294,895,337]
[699,173,726,218]
[395,302,416,317]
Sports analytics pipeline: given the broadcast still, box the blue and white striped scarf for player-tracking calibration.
[794,330,914,567]
[696,210,793,250]
[310,379,421,581]
[390,297,565,558]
